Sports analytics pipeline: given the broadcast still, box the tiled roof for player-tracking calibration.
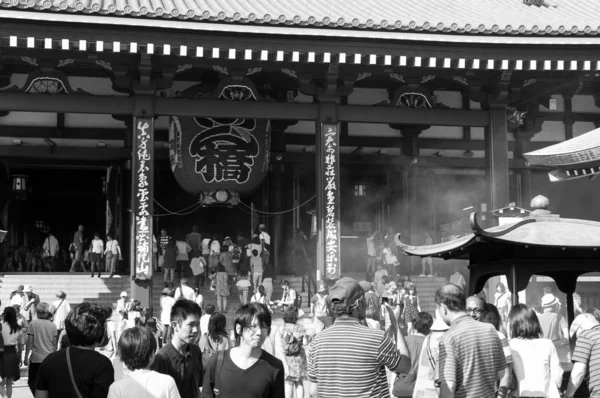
[524,127,600,166]
[2,0,600,36]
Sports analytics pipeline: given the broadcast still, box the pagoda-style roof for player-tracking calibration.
[401,195,600,310]
[524,127,600,181]
[1,0,599,37]
[401,205,600,259]
[524,127,600,167]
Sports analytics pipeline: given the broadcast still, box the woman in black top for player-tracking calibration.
[202,303,284,398]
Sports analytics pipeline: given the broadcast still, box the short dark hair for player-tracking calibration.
[497,282,506,293]
[509,304,543,339]
[208,313,227,343]
[283,306,299,324]
[414,312,433,335]
[252,249,259,257]
[281,280,290,287]
[233,303,271,345]
[435,284,466,312]
[170,299,202,325]
[65,303,107,347]
[205,304,216,316]
[102,305,113,319]
[332,301,351,317]
[118,326,157,370]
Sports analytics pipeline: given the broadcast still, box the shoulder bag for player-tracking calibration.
[51,299,65,315]
[212,349,225,396]
[66,347,84,398]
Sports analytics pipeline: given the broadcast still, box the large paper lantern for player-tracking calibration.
[169,77,271,205]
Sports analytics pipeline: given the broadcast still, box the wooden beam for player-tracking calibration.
[0,92,488,125]
[0,126,559,152]
[0,145,532,169]
[285,133,557,152]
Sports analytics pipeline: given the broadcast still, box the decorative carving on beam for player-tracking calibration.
[281,69,297,79]
[21,57,38,67]
[57,59,75,68]
[247,67,262,76]
[357,72,371,82]
[507,108,528,126]
[213,65,229,75]
[176,64,193,74]
[2,62,88,95]
[95,60,112,71]
[392,85,434,109]
[390,74,405,83]
[453,76,468,86]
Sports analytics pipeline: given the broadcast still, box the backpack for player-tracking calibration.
[280,327,301,356]
[291,289,302,308]
[365,291,380,321]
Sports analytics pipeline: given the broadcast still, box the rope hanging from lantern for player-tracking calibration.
[153,199,204,216]
[238,195,316,215]
[152,195,315,217]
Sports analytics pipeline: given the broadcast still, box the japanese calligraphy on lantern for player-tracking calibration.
[133,117,154,280]
[322,124,341,279]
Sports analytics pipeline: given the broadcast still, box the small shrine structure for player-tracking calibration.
[400,195,600,327]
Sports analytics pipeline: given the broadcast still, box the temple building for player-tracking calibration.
[0,0,600,304]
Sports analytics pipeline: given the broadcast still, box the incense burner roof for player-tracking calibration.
[2,0,600,37]
[401,198,600,259]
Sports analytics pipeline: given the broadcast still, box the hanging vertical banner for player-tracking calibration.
[322,123,341,279]
[133,117,154,280]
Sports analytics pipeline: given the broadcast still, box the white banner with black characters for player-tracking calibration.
[133,117,154,280]
[322,123,341,280]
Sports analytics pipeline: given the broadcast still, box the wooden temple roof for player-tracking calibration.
[1,0,600,37]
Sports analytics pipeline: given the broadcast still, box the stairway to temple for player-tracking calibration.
[0,273,131,311]
[0,272,446,326]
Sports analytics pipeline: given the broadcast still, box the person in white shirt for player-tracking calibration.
[175,238,192,280]
[173,278,196,301]
[108,326,180,398]
[50,290,71,336]
[200,304,215,336]
[194,288,204,310]
[42,232,59,271]
[160,288,175,346]
[508,304,563,398]
[365,231,379,274]
[258,224,271,265]
[89,232,104,278]
[116,292,129,341]
[104,234,122,278]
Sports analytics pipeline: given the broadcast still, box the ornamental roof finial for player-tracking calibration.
[530,195,550,210]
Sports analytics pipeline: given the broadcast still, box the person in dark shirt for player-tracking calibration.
[152,299,203,398]
[202,303,284,398]
[35,302,114,398]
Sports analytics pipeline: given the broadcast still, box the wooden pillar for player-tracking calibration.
[272,162,284,276]
[486,109,510,211]
[400,126,423,272]
[130,97,154,308]
[316,102,341,281]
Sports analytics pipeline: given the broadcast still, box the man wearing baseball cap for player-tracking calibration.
[307,277,410,398]
[25,302,57,395]
[21,285,40,322]
[565,313,600,398]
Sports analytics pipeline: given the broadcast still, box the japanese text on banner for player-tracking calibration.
[134,119,153,280]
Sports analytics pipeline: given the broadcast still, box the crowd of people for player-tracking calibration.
[0,273,598,398]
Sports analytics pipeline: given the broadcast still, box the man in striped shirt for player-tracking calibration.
[307,277,410,398]
[566,313,600,398]
[436,285,509,398]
